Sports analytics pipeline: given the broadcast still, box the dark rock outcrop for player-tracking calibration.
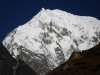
[0,43,16,75]
[46,43,100,75]
[0,43,37,75]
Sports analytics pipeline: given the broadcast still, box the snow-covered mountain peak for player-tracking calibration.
[2,9,100,75]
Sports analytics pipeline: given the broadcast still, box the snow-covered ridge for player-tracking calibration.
[2,8,100,75]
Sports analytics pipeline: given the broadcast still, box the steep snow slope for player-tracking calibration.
[2,8,100,75]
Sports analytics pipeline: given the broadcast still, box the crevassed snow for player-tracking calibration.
[3,8,100,57]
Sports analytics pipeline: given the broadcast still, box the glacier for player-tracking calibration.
[2,8,100,75]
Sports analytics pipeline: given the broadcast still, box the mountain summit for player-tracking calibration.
[2,9,100,75]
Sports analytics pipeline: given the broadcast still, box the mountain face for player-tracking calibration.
[2,8,100,75]
[46,43,100,75]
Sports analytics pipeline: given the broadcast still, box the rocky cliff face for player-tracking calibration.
[46,43,100,75]
[0,43,37,75]
[0,43,16,75]
[2,9,100,75]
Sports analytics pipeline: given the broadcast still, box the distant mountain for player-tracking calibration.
[2,8,100,75]
[0,43,37,75]
[46,43,100,75]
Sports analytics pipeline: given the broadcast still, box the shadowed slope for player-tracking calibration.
[46,43,100,75]
[0,43,38,75]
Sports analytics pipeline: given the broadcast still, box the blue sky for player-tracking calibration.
[0,0,100,42]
